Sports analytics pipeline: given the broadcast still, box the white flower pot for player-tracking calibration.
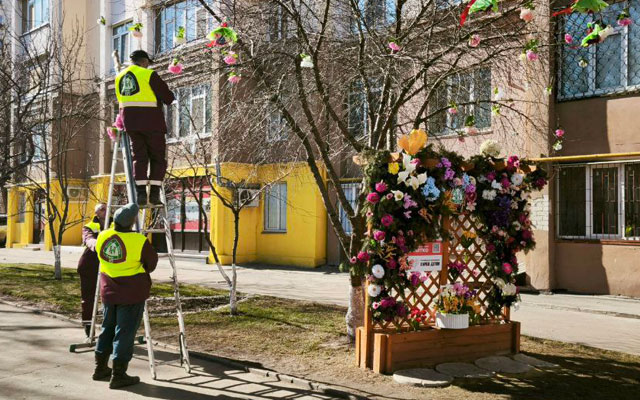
[435,312,469,329]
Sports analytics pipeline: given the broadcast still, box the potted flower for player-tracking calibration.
[434,283,479,329]
[129,22,143,38]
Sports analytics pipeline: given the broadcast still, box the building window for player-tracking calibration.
[23,0,49,32]
[156,0,212,53]
[168,84,211,138]
[557,162,640,240]
[264,183,287,232]
[267,4,289,40]
[32,124,47,162]
[266,110,288,142]
[18,193,26,223]
[338,183,360,235]
[559,1,640,100]
[351,0,396,32]
[348,79,382,140]
[429,68,492,136]
[112,22,132,69]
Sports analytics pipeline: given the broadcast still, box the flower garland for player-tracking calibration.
[357,133,547,323]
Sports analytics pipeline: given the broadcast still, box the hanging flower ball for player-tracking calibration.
[617,7,632,27]
[468,34,481,48]
[168,58,183,75]
[114,114,124,130]
[207,22,238,48]
[371,264,385,279]
[525,49,539,61]
[448,107,458,115]
[300,54,313,68]
[97,16,106,26]
[224,51,238,65]
[553,141,563,151]
[106,127,117,142]
[174,26,186,45]
[227,72,241,84]
[564,33,573,44]
[555,128,565,138]
[129,23,143,38]
[388,41,401,52]
[367,284,382,298]
[520,8,534,23]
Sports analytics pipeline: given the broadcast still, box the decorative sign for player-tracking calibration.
[408,241,443,273]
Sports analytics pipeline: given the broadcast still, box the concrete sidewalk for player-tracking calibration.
[2,247,640,356]
[0,302,341,400]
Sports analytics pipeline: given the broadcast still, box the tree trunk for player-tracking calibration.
[230,264,238,315]
[345,278,365,339]
[229,210,240,315]
[53,245,62,280]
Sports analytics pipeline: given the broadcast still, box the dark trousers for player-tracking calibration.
[77,250,99,323]
[95,302,145,363]
[128,131,167,186]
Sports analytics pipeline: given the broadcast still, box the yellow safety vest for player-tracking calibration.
[96,228,148,278]
[83,219,101,248]
[115,65,158,109]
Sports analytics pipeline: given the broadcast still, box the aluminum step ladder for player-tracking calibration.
[69,130,191,379]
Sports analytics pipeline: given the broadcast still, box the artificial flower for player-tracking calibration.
[129,22,143,38]
[228,72,241,84]
[97,16,106,26]
[491,180,502,190]
[482,189,497,200]
[526,49,539,61]
[511,173,524,186]
[392,190,404,201]
[372,264,385,279]
[553,141,563,151]
[448,106,458,115]
[388,41,401,52]
[579,58,588,68]
[403,194,418,209]
[106,127,117,142]
[367,284,382,298]
[114,114,124,130]
[520,7,534,22]
[388,162,400,175]
[300,54,313,68]
[375,181,388,193]
[381,214,393,227]
[397,129,428,156]
[480,139,501,157]
[168,58,183,75]
[468,34,481,48]
[366,192,380,204]
[617,7,632,27]
[555,128,565,138]
[175,26,186,45]
[224,51,238,65]
[502,283,517,296]
[502,262,513,274]
[373,230,386,241]
[564,33,573,44]
[397,154,427,189]
[357,251,370,262]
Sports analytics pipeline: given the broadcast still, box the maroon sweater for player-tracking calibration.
[120,71,175,133]
[99,229,159,305]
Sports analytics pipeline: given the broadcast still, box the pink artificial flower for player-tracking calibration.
[114,114,124,130]
[486,243,496,252]
[372,302,380,309]
[224,51,238,65]
[350,256,357,264]
[522,230,532,239]
[366,211,374,217]
[526,50,539,61]
[618,18,633,27]
[373,230,386,241]
[520,8,534,22]
[507,155,520,170]
[168,63,183,74]
[387,259,398,269]
[564,33,573,44]
[403,194,417,209]
[357,251,370,262]
[502,263,513,274]
[228,74,241,84]
[380,297,396,308]
[486,171,497,181]
[385,193,393,200]
[448,107,458,115]
[375,181,388,193]
[106,127,117,142]
[555,128,565,138]
[501,177,510,188]
[469,34,481,48]
[381,214,393,227]
[388,42,401,52]
[403,210,412,219]
[366,192,380,204]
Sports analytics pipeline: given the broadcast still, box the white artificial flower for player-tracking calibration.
[511,173,524,186]
[513,221,522,230]
[503,283,517,296]
[469,176,477,186]
[367,284,382,298]
[405,172,427,190]
[371,264,385,279]
[511,201,520,209]
[599,25,615,42]
[482,190,497,200]
[494,277,506,289]
[300,55,314,68]
[480,139,501,158]
[491,180,503,190]
[397,154,425,189]
[477,175,487,183]
[392,190,405,201]
[493,87,505,101]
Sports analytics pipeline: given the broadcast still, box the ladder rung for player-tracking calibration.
[148,333,179,341]
[155,358,186,367]
[142,229,166,234]
[112,182,128,186]
[141,204,165,209]
[158,253,171,258]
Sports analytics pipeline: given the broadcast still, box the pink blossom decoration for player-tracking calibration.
[564,33,573,44]
[228,73,241,84]
[526,50,539,61]
[502,263,513,274]
[618,18,632,27]
[448,107,458,115]
[375,181,388,193]
[106,127,117,142]
[469,34,481,48]
[373,230,386,241]
[387,259,398,269]
[555,128,565,138]
[168,63,183,75]
[357,251,370,262]
[381,214,393,227]
[366,192,380,204]
[350,256,357,264]
[224,51,238,65]
[114,114,124,130]
[388,42,401,52]
[520,8,534,22]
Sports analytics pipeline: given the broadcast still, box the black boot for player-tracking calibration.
[92,352,112,381]
[148,186,162,205]
[83,324,91,338]
[109,360,140,389]
[136,185,147,206]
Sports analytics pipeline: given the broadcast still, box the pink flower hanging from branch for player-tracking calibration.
[228,72,241,84]
[167,57,183,75]
[468,34,481,48]
[388,41,401,52]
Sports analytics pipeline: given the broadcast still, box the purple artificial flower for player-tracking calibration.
[486,171,497,181]
[380,297,396,308]
[385,193,393,200]
[444,168,455,180]
[409,272,421,286]
[465,184,476,194]
[403,194,418,209]
[404,210,412,219]
[501,177,510,188]
[387,259,398,269]
[441,157,452,168]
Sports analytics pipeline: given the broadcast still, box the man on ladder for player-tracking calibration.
[93,203,158,389]
[77,203,106,340]
[115,50,174,206]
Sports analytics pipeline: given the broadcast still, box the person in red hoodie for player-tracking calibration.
[92,203,157,389]
[115,50,175,206]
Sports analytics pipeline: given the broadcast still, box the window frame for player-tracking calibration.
[556,162,640,241]
[266,109,289,143]
[558,1,639,101]
[338,182,361,235]
[347,78,383,140]
[155,0,213,54]
[23,0,50,33]
[112,21,133,72]
[167,83,212,141]
[263,182,287,233]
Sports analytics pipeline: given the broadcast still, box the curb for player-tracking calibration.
[0,297,366,400]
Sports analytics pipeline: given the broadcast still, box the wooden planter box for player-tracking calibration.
[356,321,520,374]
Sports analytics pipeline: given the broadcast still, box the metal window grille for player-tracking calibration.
[556,162,640,240]
[429,68,492,136]
[338,183,360,235]
[558,1,640,101]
